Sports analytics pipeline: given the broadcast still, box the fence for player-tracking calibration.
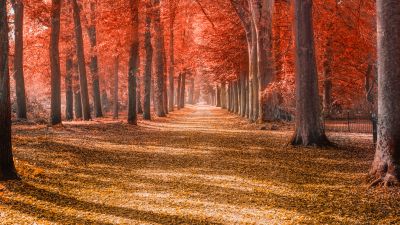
[323,111,377,143]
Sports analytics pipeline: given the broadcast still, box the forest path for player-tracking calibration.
[2,105,400,224]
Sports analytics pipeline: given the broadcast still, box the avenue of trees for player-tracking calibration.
[0,0,399,187]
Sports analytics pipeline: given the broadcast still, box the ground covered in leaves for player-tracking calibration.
[1,105,400,224]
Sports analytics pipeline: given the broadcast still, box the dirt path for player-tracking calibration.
[1,105,400,224]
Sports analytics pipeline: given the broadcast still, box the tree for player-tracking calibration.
[168,0,178,111]
[0,0,18,180]
[127,0,139,125]
[65,55,74,121]
[143,1,153,120]
[369,0,400,186]
[72,0,91,121]
[50,0,62,125]
[113,55,119,119]
[86,0,103,118]
[152,0,166,117]
[291,0,329,146]
[11,0,27,120]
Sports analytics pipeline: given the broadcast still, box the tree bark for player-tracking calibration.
[50,0,62,125]
[177,73,182,109]
[250,0,274,122]
[86,1,102,117]
[137,75,143,114]
[180,72,186,108]
[65,55,74,121]
[168,4,176,112]
[72,0,91,121]
[221,81,226,109]
[322,36,333,116]
[240,70,247,117]
[143,6,153,120]
[11,0,27,120]
[0,0,18,180]
[291,0,329,146]
[369,0,400,186]
[127,0,139,125]
[216,85,221,107]
[73,60,82,119]
[152,0,166,117]
[113,55,119,119]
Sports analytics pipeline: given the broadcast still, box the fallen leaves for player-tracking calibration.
[0,105,399,224]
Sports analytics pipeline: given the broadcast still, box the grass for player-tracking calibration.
[1,105,399,224]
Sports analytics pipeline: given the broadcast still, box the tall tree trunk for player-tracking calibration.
[127,0,139,125]
[0,0,18,180]
[152,0,166,117]
[322,36,333,116]
[65,55,74,121]
[50,0,62,125]
[177,73,182,109]
[216,85,221,107]
[143,6,153,120]
[87,1,102,117]
[180,72,186,108]
[249,21,259,122]
[168,6,176,111]
[137,75,143,114]
[190,78,195,104]
[221,81,226,109]
[291,0,329,146]
[240,70,246,117]
[72,0,91,121]
[369,0,400,186]
[250,0,274,122]
[11,0,27,120]
[113,55,119,119]
[73,60,83,119]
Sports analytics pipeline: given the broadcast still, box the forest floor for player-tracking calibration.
[1,105,400,224]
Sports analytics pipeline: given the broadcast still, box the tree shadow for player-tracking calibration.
[4,181,222,225]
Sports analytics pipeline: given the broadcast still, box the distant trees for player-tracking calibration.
[0,0,18,180]
[369,0,400,186]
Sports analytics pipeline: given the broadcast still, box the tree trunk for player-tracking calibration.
[168,10,175,112]
[369,0,400,186]
[216,85,221,107]
[0,0,18,180]
[113,55,119,119]
[177,74,182,109]
[73,60,82,119]
[87,1,102,118]
[50,0,62,125]
[221,81,226,109]
[291,0,329,146]
[137,75,143,114]
[11,0,27,120]
[127,0,139,125]
[322,36,333,116]
[152,0,166,117]
[240,70,246,117]
[250,0,274,122]
[65,55,74,121]
[143,7,153,120]
[180,73,186,108]
[72,0,91,121]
